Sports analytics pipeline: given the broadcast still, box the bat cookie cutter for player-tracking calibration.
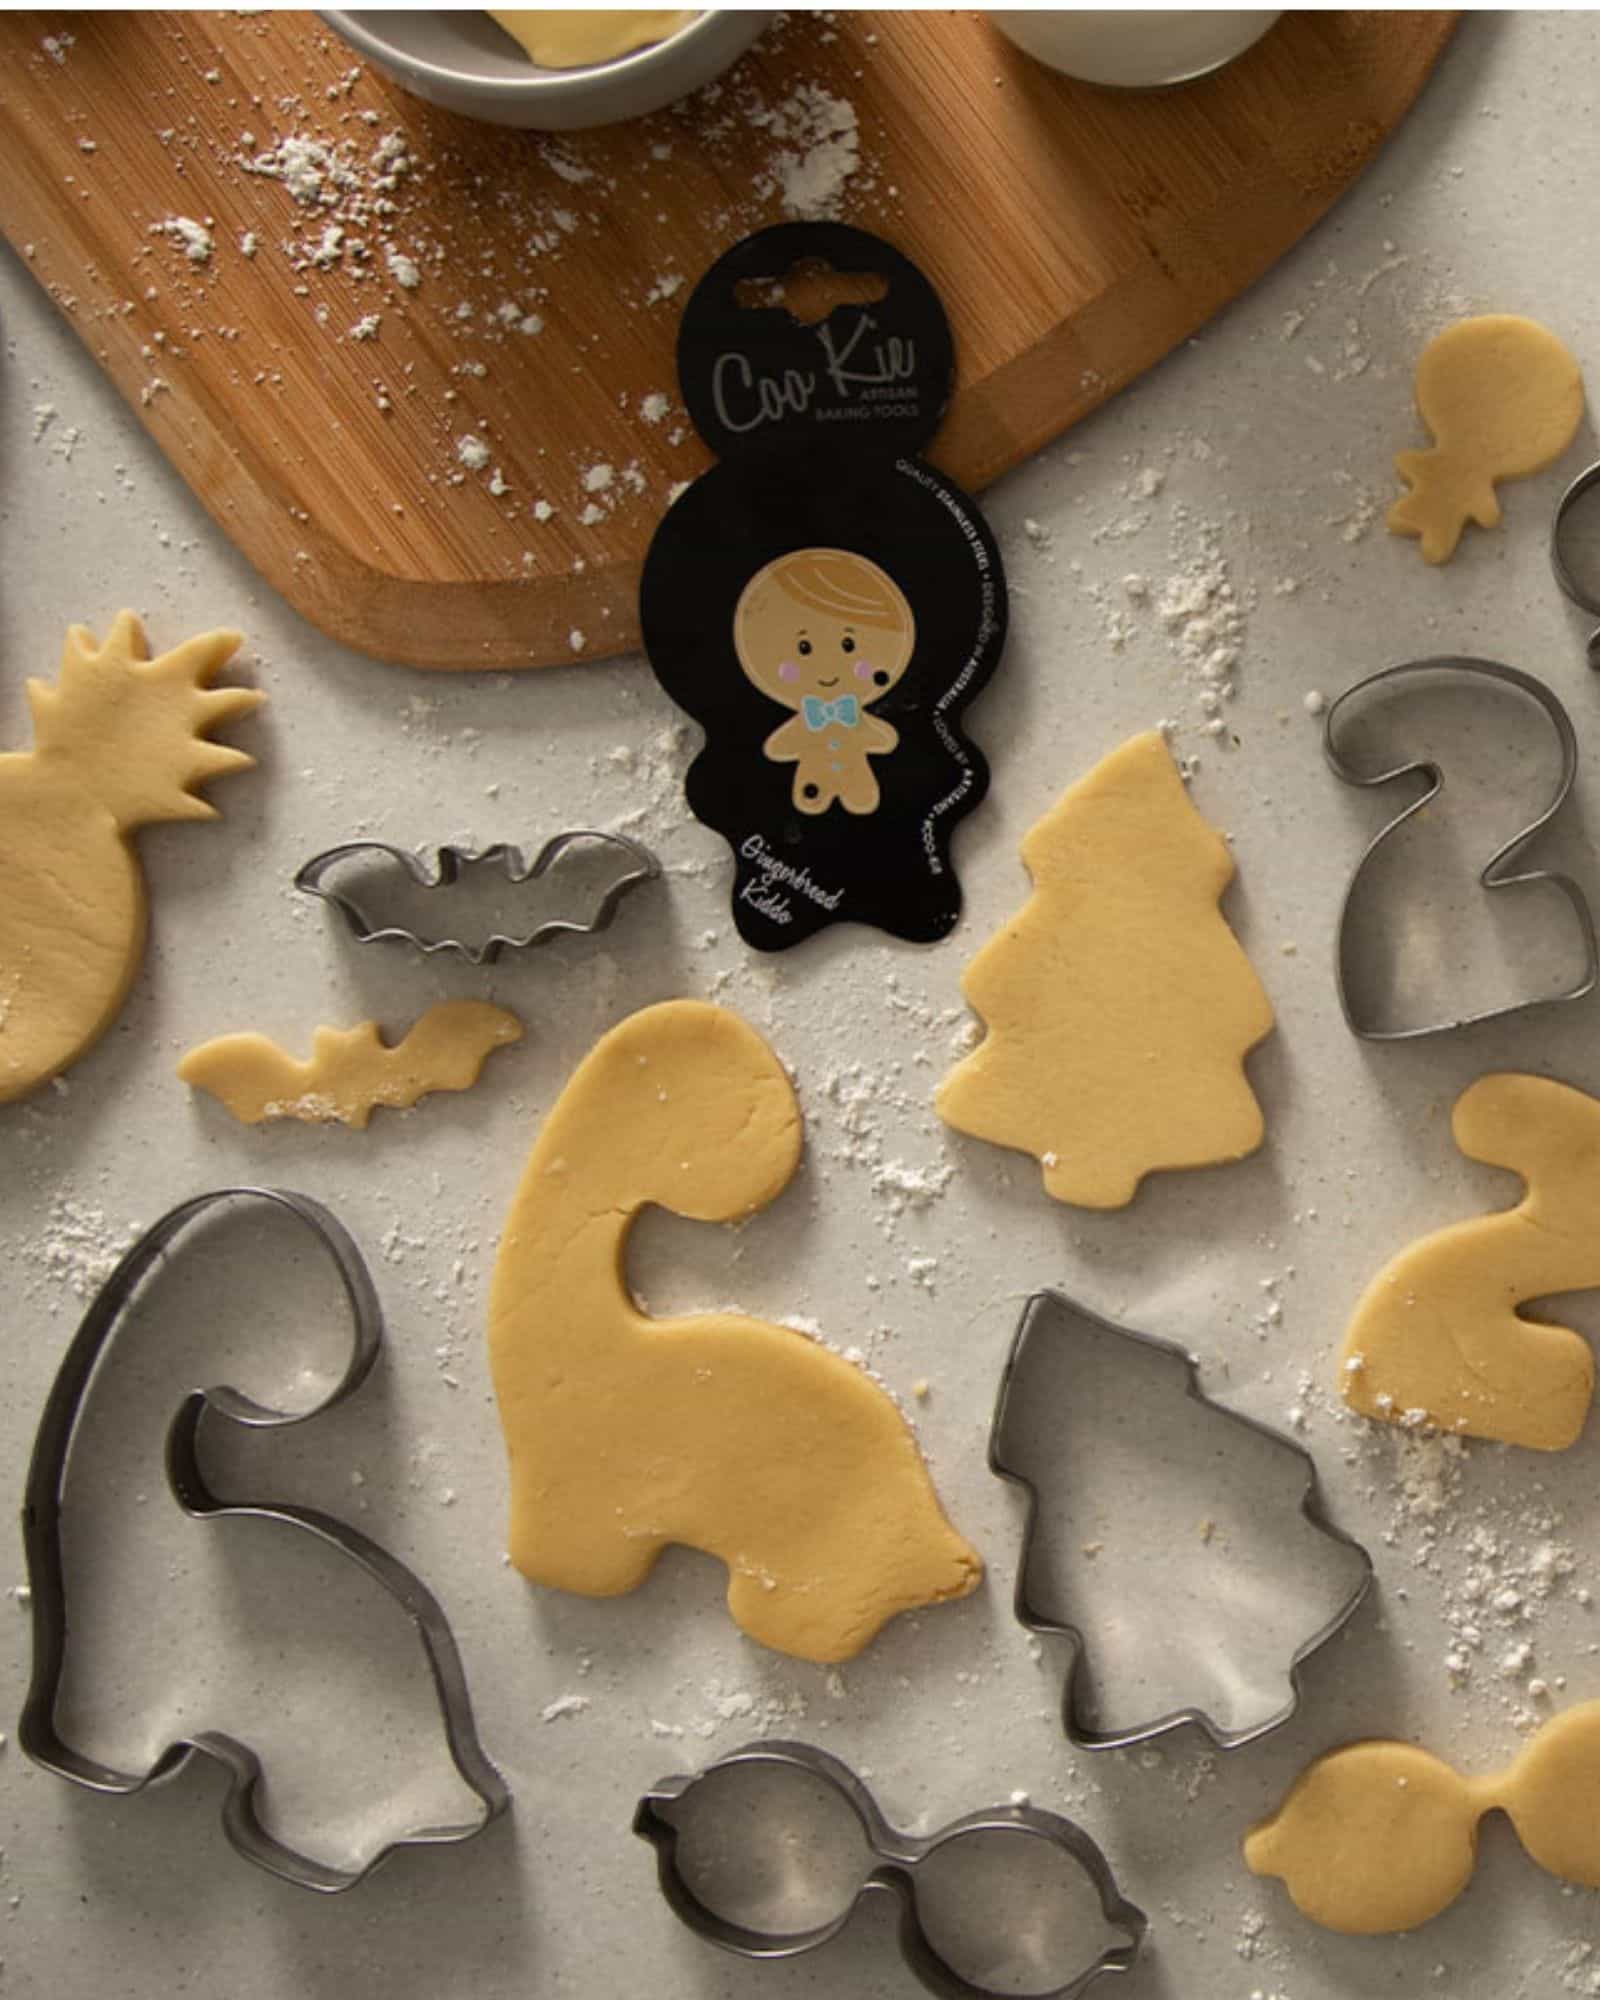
[294,829,660,963]
[991,1292,1373,1752]
[1550,460,1600,667]
[19,1186,509,1892]
[635,1739,1147,1999]
[1324,656,1597,1039]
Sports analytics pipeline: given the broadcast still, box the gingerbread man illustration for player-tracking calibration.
[733,549,916,815]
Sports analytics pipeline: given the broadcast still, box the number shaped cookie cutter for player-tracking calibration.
[635,1739,1147,1999]
[294,829,660,963]
[1551,460,1600,667]
[19,1186,509,1892]
[1324,656,1597,1039]
[991,1291,1373,1752]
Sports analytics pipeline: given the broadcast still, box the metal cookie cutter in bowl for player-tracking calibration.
[294,829,660,963]
[19,1186,509,1892]
[991,1291,1372,1752]
[1324,656,1597,1040]
[635,1739,1147,1999]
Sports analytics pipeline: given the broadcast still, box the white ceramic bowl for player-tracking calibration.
[990,10,1281,90]
[321,10,770,130]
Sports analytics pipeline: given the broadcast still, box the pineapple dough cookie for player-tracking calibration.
[0,614,261,1105]
[937,731,1274,1208]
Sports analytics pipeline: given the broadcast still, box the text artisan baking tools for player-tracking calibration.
[635,1739,1147,1999]
[992,1291,1372,1751]
[639,220,1007,950]
[1324,657,1597,1039]
[1550,459,1600,666]
[294,828,659,963]
[20,1186,509,1892]
[1246,1699,1600,1935]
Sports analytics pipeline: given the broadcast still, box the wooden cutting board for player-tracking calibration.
[0,10,1456,671]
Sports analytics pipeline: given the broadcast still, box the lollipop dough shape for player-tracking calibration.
[1388,315,1584,563]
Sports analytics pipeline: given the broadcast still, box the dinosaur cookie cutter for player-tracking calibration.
[991,1291,1373,1753]
[19,1186,509,1892]
[294,829,660,964]
[635,1739,1147,1999]
[1551,460,1600,667]
[1324,656,1597,1039]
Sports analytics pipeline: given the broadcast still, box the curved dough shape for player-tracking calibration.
[1338,1073,1600,1450]
[178,1000,523,1128]
[1245,1701,1600,1934]
[487,999,982,1664]
[0,612,260,1106]
[1388,315,1584,563]
[935,731,1274,1209]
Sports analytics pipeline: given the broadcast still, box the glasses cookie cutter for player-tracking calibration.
[294,829,661,964]
[1324,655,1598,1040]
[19,1185,510,1893]
[1551,460,1600,667]
[635,1738,1147,2000]
[991,1291,1374,1753]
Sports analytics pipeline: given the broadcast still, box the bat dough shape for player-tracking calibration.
[1388,315,1584,563]
[1245,1699,1600,1935]
[1339,1072,1600,1450]
[0,612,261,1106]
[487,998,982,1663]
[936,731,1274,1209]
[179,1001,524,1127]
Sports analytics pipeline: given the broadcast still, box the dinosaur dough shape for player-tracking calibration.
[1245,1700,1600,1934]
[178,1001,524,1128]
[1388,315,1584,563]
[935,731,1274,1209]
[0,612,261,1107]
[1338,1073,1600,1450]
[487,998,982,1663]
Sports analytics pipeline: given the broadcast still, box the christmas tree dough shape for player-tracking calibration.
[1388,315,1584,563]
[1339,1072,1600,1451]
[487,998,982,1664]
[936,731,1273,1209]
[0,612,261,1106]
[1246,1700,1600,1934]
[179,1000,523,1128]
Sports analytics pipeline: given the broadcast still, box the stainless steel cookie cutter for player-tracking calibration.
[1324,656,1597,1039]
[1551,460,1600,666]
[991,1291,1373,1753]
[294,829,661,963]
[19,1186,509,1892]
[635,1738,1147,1999]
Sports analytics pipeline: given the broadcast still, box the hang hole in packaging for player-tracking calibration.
[639,222,1009,951]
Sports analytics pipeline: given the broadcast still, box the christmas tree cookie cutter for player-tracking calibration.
[1324,656,1597,1039]
[991,1291,1373,1752]
[635,1739,1147,1999]
[19,1186,509,1892]
[294,829,660,964]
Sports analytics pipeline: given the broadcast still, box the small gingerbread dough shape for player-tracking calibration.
[1339,1073,1600,1451]
[936,731,1274,1209]
[1245,1699,1600,1934]
[179,1000,523,1128]
[487,999,981,1663]
[1388,315,1584,563]
[0,612,261,1106]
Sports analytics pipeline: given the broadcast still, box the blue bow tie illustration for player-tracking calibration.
[802,695,860,731]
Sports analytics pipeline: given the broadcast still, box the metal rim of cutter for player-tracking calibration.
[18,1186,510,1893]
[293,828,661,963]
[633,1737,1148,1999]
[989,1290,1374,1754]
[1324,655,1598,1041]
[1550,459,1600,667]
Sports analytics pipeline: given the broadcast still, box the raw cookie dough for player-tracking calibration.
[487,999,982,1664]
[935,731,1274,1209]
[1338,1072,1600,1450]
[488,10,694,68]
[179,1001,523,1128]
[1246,1700,1600,1934]
[0,613,260,1107]
[1388,314,1584,563]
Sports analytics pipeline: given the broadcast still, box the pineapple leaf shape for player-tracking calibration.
[0,612,261,1104]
